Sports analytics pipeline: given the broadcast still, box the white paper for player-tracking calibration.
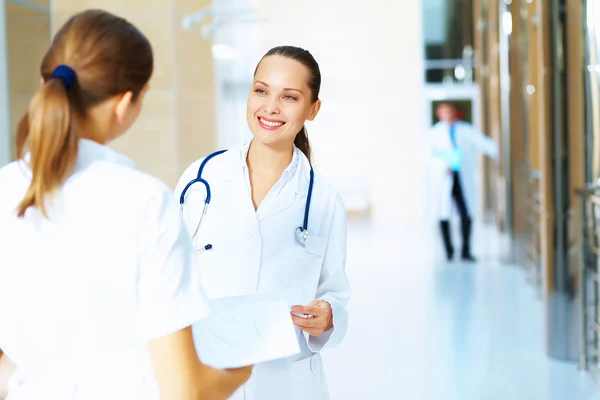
[192,298,301,369]
[206,288,304,314]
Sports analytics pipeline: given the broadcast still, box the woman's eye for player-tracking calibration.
[254,89,267,95]
[283,95,297,101]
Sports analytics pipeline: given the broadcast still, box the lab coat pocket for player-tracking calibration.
[290,355,329,400]
[193,232,235,299]
[305,234,327,257]
[196,248,234,298]
[279,235,327,285]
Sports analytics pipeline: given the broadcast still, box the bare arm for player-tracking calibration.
[138,187,252,398]
[148,327,252,400]
[0,351,16,400]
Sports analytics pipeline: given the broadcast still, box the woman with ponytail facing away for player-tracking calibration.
[0,9,251,400]
[175,46,350,400]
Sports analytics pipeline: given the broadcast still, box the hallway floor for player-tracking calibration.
[322,218,599,399]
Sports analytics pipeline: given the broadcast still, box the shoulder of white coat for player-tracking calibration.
[97,162,174,203]
[178,158,205,185]
[0,159,175,224]
[0,160,26,182]
[311,169,345,215]
[0,160,30,214]
[455,120,474,130]
[177,148,240,191]
[90,165,185,241]
[295,148,342,209]
[457,121,482,136]
[430,121,448,132]
[201,148,239,178]
[307,170,346,246]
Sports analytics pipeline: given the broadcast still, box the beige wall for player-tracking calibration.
[253,1,424,221]
[50,0,216,188]
[6,0,50,160]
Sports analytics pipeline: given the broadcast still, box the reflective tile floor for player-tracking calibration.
[322,218,599,400]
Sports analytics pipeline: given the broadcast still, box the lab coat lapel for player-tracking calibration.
[436,122,455,150]
[258,188,299,222]
[258,153,310,222]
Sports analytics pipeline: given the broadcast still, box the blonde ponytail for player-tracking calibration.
[16,79,78,218]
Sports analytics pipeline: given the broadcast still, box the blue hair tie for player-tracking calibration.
[51,64,77,90]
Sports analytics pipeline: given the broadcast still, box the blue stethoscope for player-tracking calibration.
[179,149,315,248]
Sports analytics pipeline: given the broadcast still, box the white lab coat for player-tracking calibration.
[0,139,209,399]
[175,141,350,400]
[426,120,498,220]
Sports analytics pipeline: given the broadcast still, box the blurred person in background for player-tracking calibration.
[427,102,498,263]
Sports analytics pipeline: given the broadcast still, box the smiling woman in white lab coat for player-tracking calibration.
[0,10,250,400]
[176,46,351,400]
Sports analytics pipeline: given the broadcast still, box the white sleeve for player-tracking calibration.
[308,194,350,352]
[469,126,499,162]
[137,186,210,340]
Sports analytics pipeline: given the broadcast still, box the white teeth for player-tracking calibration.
[260,118,283,127]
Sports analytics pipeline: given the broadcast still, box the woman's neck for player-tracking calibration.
[246,140,294,211]
[246,140,294,173]
[72,115,107,145]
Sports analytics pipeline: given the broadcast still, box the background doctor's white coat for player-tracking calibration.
[426,120,498,222]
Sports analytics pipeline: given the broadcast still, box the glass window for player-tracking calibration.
[422,0,475,84]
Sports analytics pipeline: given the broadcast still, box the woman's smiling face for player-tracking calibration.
[247,55,321,148]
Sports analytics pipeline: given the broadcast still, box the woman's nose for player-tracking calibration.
[263,97,279,114]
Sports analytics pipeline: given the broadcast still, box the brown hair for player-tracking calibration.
[15,9,153,218]
[255,46,321,162]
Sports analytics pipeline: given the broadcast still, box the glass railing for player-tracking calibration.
[574,186,600,371]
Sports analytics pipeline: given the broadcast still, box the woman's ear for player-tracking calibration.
[307,99,322,121]
[114,91,134,123]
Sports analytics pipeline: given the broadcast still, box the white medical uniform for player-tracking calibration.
[426,120,498,219]
[175,141,350,400]
[0,139,209,399]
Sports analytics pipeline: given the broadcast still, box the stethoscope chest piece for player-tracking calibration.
[295,226,309,246]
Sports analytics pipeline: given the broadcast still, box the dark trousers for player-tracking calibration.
[439,172,472,260]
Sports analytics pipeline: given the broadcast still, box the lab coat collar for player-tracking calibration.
[75,139,136,170]
[293,150,311,197]
[239,140,299,181]
[259,151,311,221]
[20,139,136,174]
[233,140,311,221]
[237,140,307,195]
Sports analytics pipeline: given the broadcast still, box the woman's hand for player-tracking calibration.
[290,300,333,336]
